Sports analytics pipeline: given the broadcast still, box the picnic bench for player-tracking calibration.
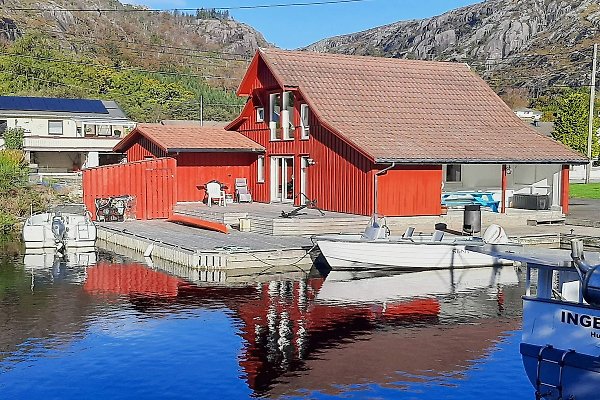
[441,191,500,213]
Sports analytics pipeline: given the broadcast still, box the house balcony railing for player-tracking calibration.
[23,136,121,152]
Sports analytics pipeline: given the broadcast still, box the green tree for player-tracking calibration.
[553,92,600,158]
[3,127,24,150]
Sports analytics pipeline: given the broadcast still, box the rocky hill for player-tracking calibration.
[306,0,600,96]
[0,0,270,87]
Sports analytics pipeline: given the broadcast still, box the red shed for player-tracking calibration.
[226,49,586,216]
[113,124,264,202]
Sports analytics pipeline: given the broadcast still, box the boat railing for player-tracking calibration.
[525,239,600,307]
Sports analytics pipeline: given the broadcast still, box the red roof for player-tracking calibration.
[237,49,586,164]
[114,124,264,153]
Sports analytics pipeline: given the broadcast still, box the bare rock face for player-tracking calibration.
[0,17,20,41]
[0,0,271,57]
[306,0,600,92]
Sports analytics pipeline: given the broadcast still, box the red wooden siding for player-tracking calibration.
[235,86,375,215]
[377,166,442,216]
[82,158,177,220]
[126,137,167,162]
[174,153,256,202]
[561,164,569,214]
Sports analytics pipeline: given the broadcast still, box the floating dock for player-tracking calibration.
[97,220,317,270]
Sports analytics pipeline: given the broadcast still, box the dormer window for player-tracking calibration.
[300,104,310,139]
[256,107,264,123]
[282,91,295,140]
[269,93,281,140]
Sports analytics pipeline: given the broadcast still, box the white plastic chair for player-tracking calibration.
[206,181,226,207]
[235,178,252,203]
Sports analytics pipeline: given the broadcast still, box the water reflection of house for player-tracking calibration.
[12,262,522,397]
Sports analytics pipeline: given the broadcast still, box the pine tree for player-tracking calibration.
[553,92,600,158]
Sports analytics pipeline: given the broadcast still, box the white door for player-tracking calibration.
[270,157,294,203]
[300,156,309,204]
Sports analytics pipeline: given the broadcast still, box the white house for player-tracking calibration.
[0,96,135,172]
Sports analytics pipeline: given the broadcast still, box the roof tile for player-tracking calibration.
[260,49,586,164]
[115,124,264,153]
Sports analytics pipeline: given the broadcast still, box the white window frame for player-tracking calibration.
[96,125,112,136]
[445,164,462,182]
[282,91,295,141]
[269,93,281,140]
[48,120,63,135]
[257,155,265,183]
[300,104,310,140]
[256,107,264,123]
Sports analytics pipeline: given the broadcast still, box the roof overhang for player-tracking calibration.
[375,158,589,165]
[168,148,265,153]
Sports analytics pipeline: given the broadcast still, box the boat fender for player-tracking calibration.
[482,224,509,244]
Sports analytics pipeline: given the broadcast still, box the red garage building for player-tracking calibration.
[113,124,265,202]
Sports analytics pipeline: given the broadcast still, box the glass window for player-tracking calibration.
[256,107,264,123]
[446,164,462,182]
[300,104,310,139]
[97,125,112,136]
[0,120,7,136]
[257,155,265,183]
[48,120,63,135]
[283,91,295,140]
[270,93,282,140]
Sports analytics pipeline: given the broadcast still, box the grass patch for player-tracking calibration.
[570,183,600,199]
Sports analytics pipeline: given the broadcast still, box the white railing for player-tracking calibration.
[24,136,121,151]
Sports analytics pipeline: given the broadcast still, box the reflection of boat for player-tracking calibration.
[24,249,97,269]
[315,222,517,270]
[467,241,600,400]
[317,266,519,305]
[23,204,97,250]
[23,249,97,287]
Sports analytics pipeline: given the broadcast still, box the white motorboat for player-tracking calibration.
[467,241,600,400]
[23,204,97,250]
[315,218,517,270]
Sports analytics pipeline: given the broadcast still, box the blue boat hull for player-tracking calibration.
[521,343,600,399]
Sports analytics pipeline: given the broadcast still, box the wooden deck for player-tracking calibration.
[173,202,371,236]
[97,220,318,270]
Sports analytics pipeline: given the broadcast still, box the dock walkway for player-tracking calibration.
[173,202,370,235]
[97,220,315,270]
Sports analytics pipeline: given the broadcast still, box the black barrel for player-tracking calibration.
[463,204,481,234]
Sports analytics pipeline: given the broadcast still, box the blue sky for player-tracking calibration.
[129,0,482,49]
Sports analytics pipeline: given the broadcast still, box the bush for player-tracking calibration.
[3,127,24,150]
[0,150,27,193]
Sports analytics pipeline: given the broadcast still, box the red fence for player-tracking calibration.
[83,158,177,220]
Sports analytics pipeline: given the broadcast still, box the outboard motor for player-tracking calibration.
[51,212,66,248]
[571,239,600,307]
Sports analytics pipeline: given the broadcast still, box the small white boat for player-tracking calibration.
[23,204,97,250]
[468,241,600,400]
[315,217,516,270]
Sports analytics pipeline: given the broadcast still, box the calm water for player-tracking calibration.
[0,249,534,399]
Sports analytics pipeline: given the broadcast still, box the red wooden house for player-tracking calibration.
[226,49,587,216]
[113,124,264,202]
